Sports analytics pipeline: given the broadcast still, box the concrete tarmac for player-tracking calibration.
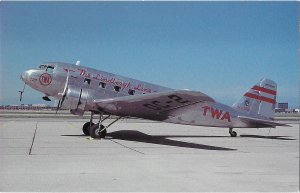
[0,117,298,192]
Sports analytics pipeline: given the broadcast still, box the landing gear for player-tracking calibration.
[82,111,95,136]
[90,124,107,138]
[229,128,237,137]
[230,131,237,137]
[82,122,94,136]
[83,111,122,139]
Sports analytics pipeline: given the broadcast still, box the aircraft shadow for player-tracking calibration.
[240,135,296,141]
[62,130,236,151]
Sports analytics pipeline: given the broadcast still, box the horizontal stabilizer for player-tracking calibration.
[238,116,291,127]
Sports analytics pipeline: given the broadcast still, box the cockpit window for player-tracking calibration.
[38,65,55,73]
[46,66,54,73]
[38,65,47,70]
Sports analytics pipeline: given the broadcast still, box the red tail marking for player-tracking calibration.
[244,92,276,104]
[252,85,276,95]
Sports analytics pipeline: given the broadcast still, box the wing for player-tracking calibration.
[93,90,215,121]
[238,116,291,127]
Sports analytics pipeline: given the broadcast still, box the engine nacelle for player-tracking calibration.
[61,85,90,115]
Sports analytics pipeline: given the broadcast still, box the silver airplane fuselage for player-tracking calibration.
[21,62,280,138]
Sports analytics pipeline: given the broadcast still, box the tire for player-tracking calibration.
[230,131,237,137]
[82,122,94,136]
[90,124,107,139]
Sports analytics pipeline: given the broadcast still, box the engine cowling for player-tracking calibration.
[61,85,89,115]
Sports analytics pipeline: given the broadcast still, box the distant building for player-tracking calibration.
[278,103,288,110]
[275,102,288,113]
[0,104,56,111]
[275,102,299,113]
[32,104,48,107]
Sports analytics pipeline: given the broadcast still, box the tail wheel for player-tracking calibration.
[82,122,94,136]
[90,124,107,139]
[229,128,237,137]
[230,131,237,137]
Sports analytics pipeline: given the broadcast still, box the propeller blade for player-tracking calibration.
[19,92,23,102]
[62,70,70,96]
[56,70,70,113]
[18,84,26,102]
[76,88,83,109]
[60,94,66,108]
[55,100,61,114]
[58,70,69,97]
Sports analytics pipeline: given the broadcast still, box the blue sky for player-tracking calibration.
[0,2,298,107]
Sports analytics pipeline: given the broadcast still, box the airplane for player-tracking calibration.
[20,61,288,139]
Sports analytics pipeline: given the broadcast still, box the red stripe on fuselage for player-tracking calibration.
[244,92,276,104]
[252,85,276,95]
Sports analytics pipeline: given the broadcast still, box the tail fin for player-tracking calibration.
[232,78,277,119]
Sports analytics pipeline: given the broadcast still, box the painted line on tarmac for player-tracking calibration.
[109,139,145,155]
[29,121,38,155]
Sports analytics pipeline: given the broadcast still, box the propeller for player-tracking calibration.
[76,88,83,109]
[19,83,26,102]
[56,70,70,113]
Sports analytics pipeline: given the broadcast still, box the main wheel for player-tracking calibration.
[82,122,94,136]
[90,124,107,139]
[230,131,237,137]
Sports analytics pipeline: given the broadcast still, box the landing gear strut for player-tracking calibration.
[83,112,122,139]
[229,128,237,137]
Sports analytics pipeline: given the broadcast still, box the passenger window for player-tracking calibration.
[84,78,91,85]
[114,86,121,92]
[128,89,135,95]
[99,82,106,88]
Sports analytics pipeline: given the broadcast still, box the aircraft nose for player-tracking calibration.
[21,70,29,82]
